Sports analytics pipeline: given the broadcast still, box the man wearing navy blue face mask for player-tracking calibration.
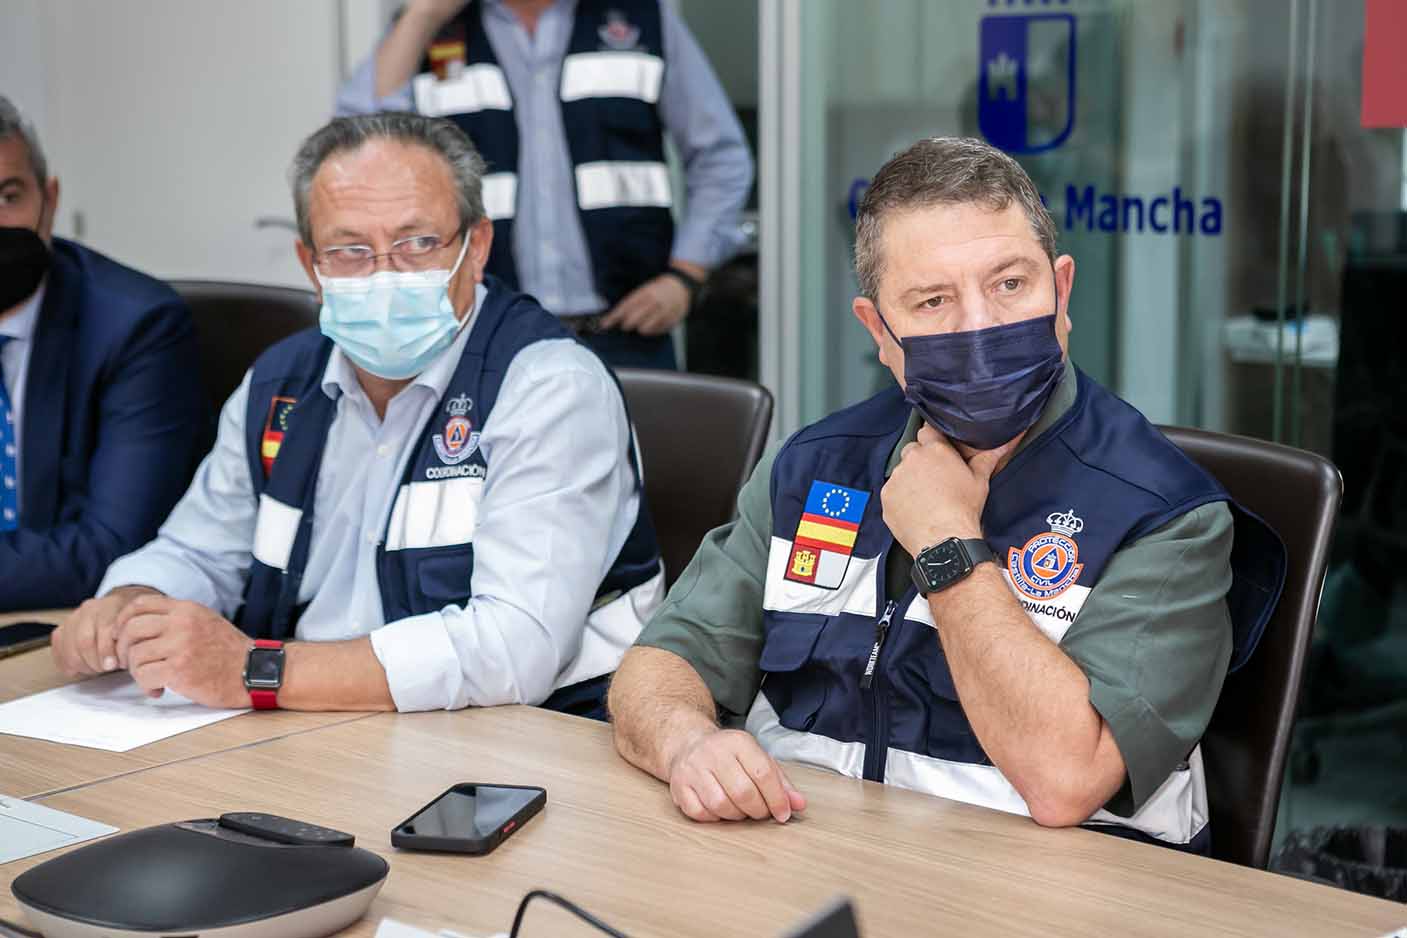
[55,113,663,717]
[610,137,1286,852]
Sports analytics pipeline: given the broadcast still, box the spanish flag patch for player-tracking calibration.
[784,481,870,590]
[260,396,296,478]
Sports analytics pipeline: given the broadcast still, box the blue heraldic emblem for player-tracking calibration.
[432,393,481,466]
[978,11,1077,154]
[1008,507,1085,600]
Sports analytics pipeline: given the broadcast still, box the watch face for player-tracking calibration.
[918,540,970,591]
[246,648,284,689]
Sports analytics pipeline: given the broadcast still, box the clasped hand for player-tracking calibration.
[53,589,252,708]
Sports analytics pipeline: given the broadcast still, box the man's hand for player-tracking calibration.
[599,273,692,336]
[112,596,253,708]
[882,423,1019,557]
[52,586,163,677]
[667,728,807,823]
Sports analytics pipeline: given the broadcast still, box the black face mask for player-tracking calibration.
[0,226,51,310]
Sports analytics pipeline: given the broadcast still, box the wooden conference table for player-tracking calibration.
[2,630,1404,937]
[0,611,370,799]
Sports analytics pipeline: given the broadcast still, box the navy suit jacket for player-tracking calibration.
[0,239,208,611]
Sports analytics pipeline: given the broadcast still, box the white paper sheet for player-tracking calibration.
[0,794,117,864]
[374,919,483,938]
[0,672,248,752]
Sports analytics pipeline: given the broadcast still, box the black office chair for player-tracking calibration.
[615,369,774,587]
[169,280,320,413]
[1160,425,1343,868]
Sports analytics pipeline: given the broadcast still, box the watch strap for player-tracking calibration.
[660,265,704,301]
[958,538,995,565]
[250,689,279,710]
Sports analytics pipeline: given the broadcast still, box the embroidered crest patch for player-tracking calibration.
[1007,508,1086,600]
[432,393,479,465]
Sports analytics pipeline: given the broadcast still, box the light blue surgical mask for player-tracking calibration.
[315,235,471,380]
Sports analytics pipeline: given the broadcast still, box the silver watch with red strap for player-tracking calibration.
[242,639,285,710]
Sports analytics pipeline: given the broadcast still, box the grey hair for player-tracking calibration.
[0,95,48,186]
[289,111,487,246]
[853,136,1057,300]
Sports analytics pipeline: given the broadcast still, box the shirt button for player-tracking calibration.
[3,476,12,489]
[365,531,377,545]
[2,509,13,521]
[376,444,390,458]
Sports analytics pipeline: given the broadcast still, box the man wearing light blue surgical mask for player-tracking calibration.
[59,113,664,720]
[611,137,1286,856]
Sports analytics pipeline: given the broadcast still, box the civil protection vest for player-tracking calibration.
[235,278,663,701]
[413,0,673,306]
[750,369,1286,847]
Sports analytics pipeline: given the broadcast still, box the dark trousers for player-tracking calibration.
[577,329,678,371]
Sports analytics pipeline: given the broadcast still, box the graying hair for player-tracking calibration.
[289,111,487,246]
[854,136,1057,300]
[0,95,48,186]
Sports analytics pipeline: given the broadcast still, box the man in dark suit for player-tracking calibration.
[0,95,206,613]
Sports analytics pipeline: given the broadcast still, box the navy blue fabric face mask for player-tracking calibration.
[878,310,1066,451]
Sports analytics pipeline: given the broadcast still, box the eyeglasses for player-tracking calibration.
[315,227,466,277]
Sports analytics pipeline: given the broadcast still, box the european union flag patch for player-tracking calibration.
[784,481,870,589]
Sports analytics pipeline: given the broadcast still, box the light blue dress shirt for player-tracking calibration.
[336,0,753,315]
[100,284,653,711]
[0,281,45,511]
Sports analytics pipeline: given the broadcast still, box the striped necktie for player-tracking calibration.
[0,336,17,531]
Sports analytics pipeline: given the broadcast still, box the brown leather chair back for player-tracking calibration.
[169,280,320,413]
[615,369,774,587]
[1160,426,1342,868]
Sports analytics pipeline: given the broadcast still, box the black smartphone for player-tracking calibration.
[390,783,545,855]
[0,621,57,660]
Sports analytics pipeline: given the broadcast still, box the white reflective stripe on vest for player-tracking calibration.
[384,477,484,552]
[251,494,302,570]
[554,566,665,689]
[412,64,512,117]
[574,161,672,211]
[763,536,877,617]
[746,693,1208,845]
[902,574,1092,646]
[481,172,518,221]
[559,51,664,104]
[747,693,867,779]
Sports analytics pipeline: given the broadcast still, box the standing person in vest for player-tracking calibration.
[610,137,1287,851]
[51,113,663,718]
[335,0,754,371]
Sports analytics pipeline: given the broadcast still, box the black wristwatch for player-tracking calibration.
[911,537,996,596]
[660,265,705,305]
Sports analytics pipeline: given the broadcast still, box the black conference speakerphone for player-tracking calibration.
[11,813,387,938]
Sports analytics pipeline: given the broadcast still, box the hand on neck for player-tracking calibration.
[955,431,1026,475]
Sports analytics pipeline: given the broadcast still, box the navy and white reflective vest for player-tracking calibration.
[235,278,663,704]
[749,369,1286,847]
[413,0,673,306]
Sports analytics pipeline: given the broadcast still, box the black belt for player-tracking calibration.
[562,313,609,337]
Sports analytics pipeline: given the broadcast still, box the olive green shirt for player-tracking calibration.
[636,361,1235,814]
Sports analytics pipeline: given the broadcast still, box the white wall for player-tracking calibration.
[2,0,393,288]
